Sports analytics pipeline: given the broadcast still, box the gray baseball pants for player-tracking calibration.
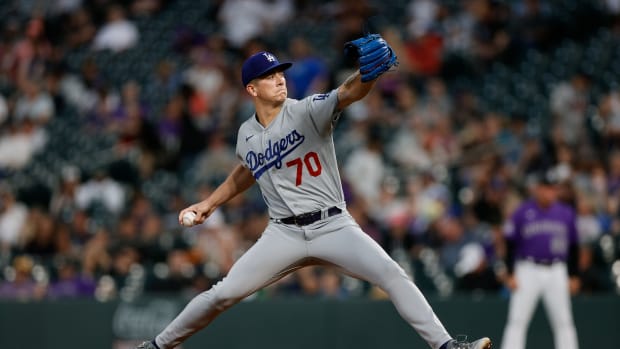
[155,212,452,349]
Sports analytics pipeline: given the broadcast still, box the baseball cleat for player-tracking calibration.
[446,337,492,349]
[135,341,158,349]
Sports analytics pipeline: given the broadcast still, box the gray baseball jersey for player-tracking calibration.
[235,90,344,218]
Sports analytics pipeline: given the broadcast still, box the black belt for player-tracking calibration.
[525,257,562,266]
[274,206,342,226]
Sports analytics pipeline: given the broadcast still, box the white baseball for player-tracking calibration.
[182,211,197,227]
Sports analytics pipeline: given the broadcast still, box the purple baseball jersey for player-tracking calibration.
[504,200,578,262]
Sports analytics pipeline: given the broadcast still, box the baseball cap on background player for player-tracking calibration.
[527,168,561,187]
[241,51,292,86]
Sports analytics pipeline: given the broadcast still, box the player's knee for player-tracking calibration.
[377,260,410,288]
[209,290,242,310]
[210,284,246,310]
[212,296,240,310]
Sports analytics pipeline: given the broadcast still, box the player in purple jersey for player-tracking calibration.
[500,170,579,349]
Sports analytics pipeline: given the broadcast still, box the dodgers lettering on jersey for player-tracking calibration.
[245,129,305,179]
[504,200,578,262]
[236,90,345,218]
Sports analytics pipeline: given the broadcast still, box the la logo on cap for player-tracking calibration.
[263,52,276,62]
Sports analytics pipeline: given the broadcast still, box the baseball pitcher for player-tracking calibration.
[137,34,491,349]
[500,171,580,349]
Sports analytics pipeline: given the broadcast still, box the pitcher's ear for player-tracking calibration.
[246,84,257,97]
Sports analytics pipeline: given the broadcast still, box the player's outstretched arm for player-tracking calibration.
[336,71,377,110]
[178,164,255,226]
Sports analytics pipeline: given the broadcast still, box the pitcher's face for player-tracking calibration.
[247,70,288,105]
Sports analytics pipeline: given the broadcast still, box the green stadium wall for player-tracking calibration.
[0,295,618,349]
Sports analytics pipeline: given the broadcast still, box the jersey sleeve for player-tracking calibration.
[567,207,579,245]
[503,208,522,241]
[235,127,249,168]
[305,89,341,135]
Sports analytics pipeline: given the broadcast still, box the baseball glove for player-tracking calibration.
[344,34,398,82]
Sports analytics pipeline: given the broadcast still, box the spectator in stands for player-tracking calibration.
[14,79,55,125]
[549,71,591,146]
[75,167,126,215]
[411,170,450,234]
[112,215,141,251]
[107,245,141,295]
[4,17,53,84]
[435,216,470,271]
[145,60,181,107]
[156,95,186,168]
[404,0,444,77]
[318,268,349,299]
[114,80,148,122]
[128,192,156,228]
[373,176,410,226]
[516,135,549,176]
[0,119,47,170]
[439,0,475,62]
[596,89,620,151]
[387,84,433,171]
[86,83,121,131]
[344,126,386,210]
[454,242,501,293]
[182,44,226,110]
[137,213,168,264]
[68,210,93,246]
[286,36,330,100]
[407,0,440,40]
[0,255,46,301]
[47,257,97,299]
[20,210,59,261]
[53,222,77,261]
[192,133,242,187]
[92,4,139,52]
[63,7,97,49]
[81,228,111,277]
[145,249,196,295]
[0,185,28,251]
[218,0,294,48]
[468,0,514,67]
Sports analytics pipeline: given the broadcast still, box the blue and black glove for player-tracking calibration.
[344,34,398,82]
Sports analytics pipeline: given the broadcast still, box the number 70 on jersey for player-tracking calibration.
[286,151,322,186]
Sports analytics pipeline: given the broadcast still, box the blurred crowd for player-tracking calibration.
[0,0,619,302]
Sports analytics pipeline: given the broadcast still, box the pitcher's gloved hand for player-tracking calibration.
[344,33,398,82]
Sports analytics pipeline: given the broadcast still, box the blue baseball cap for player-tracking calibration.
[241,51,292,86]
